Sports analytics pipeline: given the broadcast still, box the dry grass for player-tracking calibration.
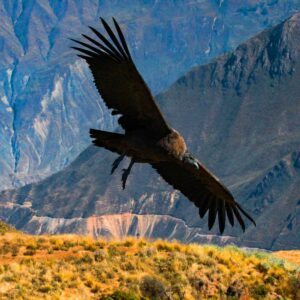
[0,230,299,299]
[274,250,300,266]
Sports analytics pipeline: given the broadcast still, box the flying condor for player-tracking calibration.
[71,18,256,234]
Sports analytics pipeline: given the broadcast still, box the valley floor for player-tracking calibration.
[0,230,299,299]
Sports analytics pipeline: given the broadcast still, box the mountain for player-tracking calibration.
[1,12,300,250]
[1,1,300,191]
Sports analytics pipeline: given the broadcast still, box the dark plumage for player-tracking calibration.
[71,18,256,234]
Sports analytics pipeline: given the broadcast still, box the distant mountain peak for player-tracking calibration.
[204,12,300,95]
[258,12,300,77]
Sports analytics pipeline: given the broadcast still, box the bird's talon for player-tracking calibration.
[111,154,125,174]
[120,159,134,189]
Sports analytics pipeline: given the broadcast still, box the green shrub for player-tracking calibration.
[94,250,106,262]
[26,244,37,251]
[287,275,300,299]
[123,240,134,247]
[38,285,52,293]
[255,262,269,273]
[83,244,97,251]
[251,284,268,298]
[78,254,93,264]
[140,275,168,299]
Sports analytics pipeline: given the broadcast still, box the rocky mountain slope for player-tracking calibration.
[1,1,300,191]
[1,12,300,250]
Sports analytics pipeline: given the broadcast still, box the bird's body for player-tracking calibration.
[91,128,186,163]
[72,18,256,234]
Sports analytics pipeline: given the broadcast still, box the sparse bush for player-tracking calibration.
[63,240,76,249]
[0,240,12,255]
[146,247,157,257]
[83,243,97,251]
[91,283,101,293]
[52,274,62,283]
[49,238,58,245]
[140,275,168,300]
[23,249,36,256]
[123,239,135,247]
[38,285,52,293]
[121,261,136,271]
[108,245,120,256]
[26,243,37,251]
[78,253,93,264]
[101,289,139,300]
[94,249,106,262]
[265,275,275,284]
[250,284,268,298]
[37,237,46,244]
[95,240,106,248]
[156,241,174,252]
[226,281,244,298]
[189,277,205,291]
[138,239,147,248]
[3,275,16,282]
[287,275,300,299]
[255,262,269,273]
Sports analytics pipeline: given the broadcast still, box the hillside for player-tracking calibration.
[0,220,17,235]
[0,231,299,299]
[1,13,300,250]
[1,1,300,191]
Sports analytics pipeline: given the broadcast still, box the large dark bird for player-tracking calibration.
[71,18,256,234]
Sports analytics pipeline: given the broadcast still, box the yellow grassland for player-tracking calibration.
[0,230,299,299]
[274,250,300,267]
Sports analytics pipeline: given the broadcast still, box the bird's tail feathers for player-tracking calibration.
[90,129,125,155]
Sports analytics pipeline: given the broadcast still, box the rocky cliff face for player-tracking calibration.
[1,0,300,191]
[2,13,300,250]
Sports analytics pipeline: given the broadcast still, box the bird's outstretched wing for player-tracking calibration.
[71,18,171,139]
[152,158,255,234]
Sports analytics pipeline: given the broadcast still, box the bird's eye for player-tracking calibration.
[193,161,200,169]
[185,157,199,169]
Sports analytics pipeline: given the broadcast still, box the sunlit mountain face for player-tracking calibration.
[1,0,300,191]
[1,11,300,250]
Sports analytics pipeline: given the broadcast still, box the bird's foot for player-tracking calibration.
[111,153,125,174]
[121,169,130,189]
[121,159,135,189]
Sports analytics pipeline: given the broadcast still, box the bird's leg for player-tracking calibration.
[111,153,125,174]
[121,158,135,189]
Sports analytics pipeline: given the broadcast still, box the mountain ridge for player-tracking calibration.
[1,0,300,191]
[1,12,300,250]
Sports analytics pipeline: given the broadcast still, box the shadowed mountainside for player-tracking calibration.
[1,0,300,191]
[1,13,300,250]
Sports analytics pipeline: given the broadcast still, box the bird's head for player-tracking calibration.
[183,152,200,169]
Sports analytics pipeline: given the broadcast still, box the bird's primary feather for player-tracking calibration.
[72,18,171,139]
[152,158,255,234]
